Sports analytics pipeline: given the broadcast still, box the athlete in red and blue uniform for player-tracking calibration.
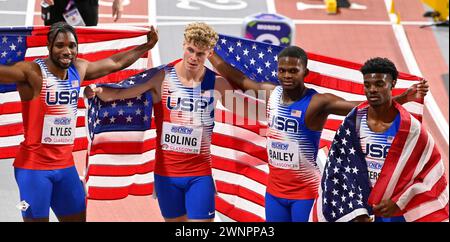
[0,22,158,222]
[153,61,217,220]
[265,86,321,221]
[87,23,236,222]
[209,46,428,222]
[358,106,404,222]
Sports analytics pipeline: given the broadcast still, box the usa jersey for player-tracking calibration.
[154,61,216,177]
[266,86,322,199]
[14,59,80,170]
[358,108,400,187]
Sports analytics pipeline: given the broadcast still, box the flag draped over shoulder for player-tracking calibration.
[0,26,150,159]
[86,66,164,199]
[310,102,449,222]
[84,34,426,222]
[2,28,427,222]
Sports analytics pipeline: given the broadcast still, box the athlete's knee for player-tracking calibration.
[23,217,50,222]
[164,215,188,222]
[57,211,86,222]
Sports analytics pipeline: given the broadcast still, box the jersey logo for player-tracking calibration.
[364,143,390,159]
[46,89,79,105]
[167,96,210,112]
[269,115,299,133]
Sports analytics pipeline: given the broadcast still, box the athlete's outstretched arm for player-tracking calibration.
[85,69,164,102]
[321,79,429,116]
[79,26,159,81]
[209,52,276,95]
[392,79,429,104]
[0,62,31,84]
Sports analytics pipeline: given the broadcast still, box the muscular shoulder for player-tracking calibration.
[74,58,91,81]
[310,93,336,109]
[18,61,42,82]
[214,75,233,92]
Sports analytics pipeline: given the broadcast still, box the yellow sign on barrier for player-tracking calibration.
[324,0,337,14]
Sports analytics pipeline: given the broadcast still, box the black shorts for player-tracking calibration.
[44,0,99,26]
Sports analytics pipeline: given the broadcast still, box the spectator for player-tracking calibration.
[41,0,124,26]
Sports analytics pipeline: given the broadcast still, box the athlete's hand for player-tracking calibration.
[405,79,429,102]
[373,199,401,218]
[112,0,123,22]
[84,84,103,99]
[351,215,373,222]
[43,0,54,5]
[145,26,159,50]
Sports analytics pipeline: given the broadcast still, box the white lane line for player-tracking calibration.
[156,21,243,26]
[0,11,428,26]
[266,0,277,13]
[383,0,448,145]
[148,20,433,27]
[26,0,36,26]
[0,10,27,15]
[156,15,243,21]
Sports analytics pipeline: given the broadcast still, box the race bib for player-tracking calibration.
[161,122,203,154]
[63,8,86,26]
[267,138,300,170]
[41,115,76,145]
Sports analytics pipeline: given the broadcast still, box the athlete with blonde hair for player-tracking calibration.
[85,22,237,222]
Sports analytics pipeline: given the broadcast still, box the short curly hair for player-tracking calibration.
[184,22,219,49]
[278,46,308,67]
[360,57,398,81]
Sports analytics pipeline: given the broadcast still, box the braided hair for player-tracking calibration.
[47,22,78,54]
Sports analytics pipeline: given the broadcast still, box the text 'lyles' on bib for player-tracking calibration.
[267,138,300,170]
[41,115,76,145]
[161,122,203,154]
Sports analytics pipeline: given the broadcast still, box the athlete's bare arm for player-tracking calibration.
[0,61,34,84]
[305,79,429,131]
[85,69,165,102]
[209,52,275,102]
[76,26,159,82]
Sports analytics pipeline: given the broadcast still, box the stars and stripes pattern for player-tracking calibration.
[2,28,427,222]
[1,26,150,160]
[310,102,448,222]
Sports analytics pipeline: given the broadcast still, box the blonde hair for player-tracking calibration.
[184,22,219,49]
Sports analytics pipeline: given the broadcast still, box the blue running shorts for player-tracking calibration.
[265,192,314,222]
[14,166,86,219]
[154,174,216,220]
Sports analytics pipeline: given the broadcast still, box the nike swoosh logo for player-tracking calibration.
[168,89,176,94]
[208,211,215,216]
[46,83,56,88]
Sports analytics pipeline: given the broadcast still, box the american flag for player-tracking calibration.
[1,28,425,222]
[310,102,449,222]
[0,26,149,160]
[85,34,426,222]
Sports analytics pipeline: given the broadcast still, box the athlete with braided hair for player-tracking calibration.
[0,22,158,222]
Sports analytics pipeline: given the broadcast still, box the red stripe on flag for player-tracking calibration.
[368,109,412,205]
[413,203,449,222]
[90,138,155,155]
[215,196,264,222]
[391,128,429,196]
[87,161,154,176]
[212,156,268,185]
[212,133,267,162]
[403,175,448,212]
[87,183,153,200]
[0,123,23,137]
[216,180,265,207]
